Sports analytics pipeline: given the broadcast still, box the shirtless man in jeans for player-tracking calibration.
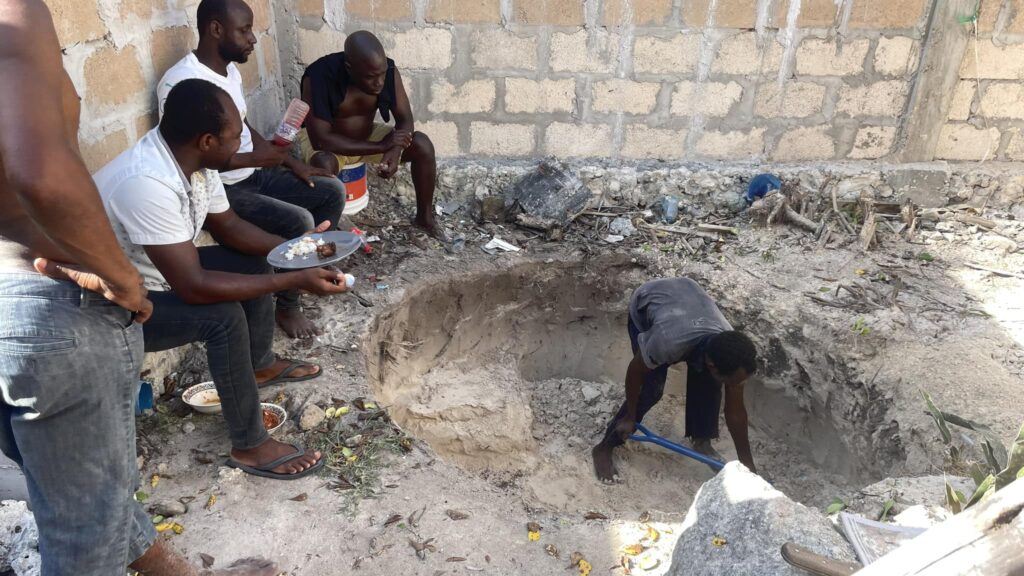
[0,1,275,574]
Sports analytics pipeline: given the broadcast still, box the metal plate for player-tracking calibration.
[267,231,362,269]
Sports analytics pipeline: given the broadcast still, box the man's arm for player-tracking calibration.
[223,120,289,170]
[0,0,146,311]
[301,78,396,156]
[376,68,415,177]
[724,383,756,473]
[203,208,292,256]
[612,352,651,439]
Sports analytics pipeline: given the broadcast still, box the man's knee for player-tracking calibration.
[410,131,435,158]
[309,151,340,174]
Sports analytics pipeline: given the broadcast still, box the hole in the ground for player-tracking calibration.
[366,257,884,511]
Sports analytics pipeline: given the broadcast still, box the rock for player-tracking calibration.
[0,500,40,575]
[846,475,974,520]
[982,234,1018,255]
[150,500,188,518]
[608,217,636,237]
[580,385,602,403]
[299,404,326,431]
[668,462,855,576]
[892,504,952,529]
[181,421,196,434]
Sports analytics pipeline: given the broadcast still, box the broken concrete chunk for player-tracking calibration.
[299,404,326,431]
[150,500,188,518]
[580,385,602,403]
[0,500,40,575]
[668,462,855,576]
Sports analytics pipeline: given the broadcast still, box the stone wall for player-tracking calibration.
[279,0,1023,163]
[44,0,285,173]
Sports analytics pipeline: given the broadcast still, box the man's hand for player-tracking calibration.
[238,140,290,168]
[614,417,637,441]
[376,148,402,179]
[305,221,332,236]
[381,128,413,151]
[296,268,349,296]
[33,258,153,323]
[288,161,337,188]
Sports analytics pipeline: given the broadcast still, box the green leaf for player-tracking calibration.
[965,475,995,509]
[1016,467,1024,480]
[922,390,951,444]
[995,422,1024,491]
[944,484,962,513]
[878,499,896,522]
[917,252,935,262]
[819,287,832,293]
[134,490,149,503]
[940,411,1008,471]
[825,498,847,515]
[969,462,988,486]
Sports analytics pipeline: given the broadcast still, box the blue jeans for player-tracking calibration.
[226,167,345,310]
[0,273,154,574]
[602,318,722,447]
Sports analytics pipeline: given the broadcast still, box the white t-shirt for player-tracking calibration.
[157,52,255,185]
[94,128,230,291]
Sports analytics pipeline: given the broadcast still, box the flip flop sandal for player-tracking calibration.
[781,543,862,576]
[257,360,321,388]
[225,444,325,481]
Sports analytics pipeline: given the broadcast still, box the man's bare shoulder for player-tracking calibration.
[0,0,51,31]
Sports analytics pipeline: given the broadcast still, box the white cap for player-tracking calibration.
[344,273,356,288]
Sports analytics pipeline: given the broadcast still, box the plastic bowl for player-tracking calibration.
[182,382,222,414]
[261,403,287,435]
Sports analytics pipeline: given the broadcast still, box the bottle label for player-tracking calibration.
[273,123,300,145]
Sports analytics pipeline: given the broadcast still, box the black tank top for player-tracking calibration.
[302,52,397,124]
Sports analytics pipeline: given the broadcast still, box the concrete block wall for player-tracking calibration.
[940,0,1024,161]
[43,0,285,173]
[278,0,958,162]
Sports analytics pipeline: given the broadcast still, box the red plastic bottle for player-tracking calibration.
[272,99,310,146]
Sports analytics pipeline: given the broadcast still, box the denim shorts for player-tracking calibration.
[0,273,155,574]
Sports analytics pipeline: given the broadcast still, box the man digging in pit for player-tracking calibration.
[297,30,448,241]
[593,278,759,483]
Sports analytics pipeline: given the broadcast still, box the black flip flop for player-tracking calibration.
[258,360,321,388]
[225,444,325,481]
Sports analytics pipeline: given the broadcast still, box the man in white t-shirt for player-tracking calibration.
[97,78,348,482]
[157,0,344,339]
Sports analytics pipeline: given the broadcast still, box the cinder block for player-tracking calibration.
[633,33,700,75]
[979,83,1024,119]
[711,32,784,76]
[416,120,460,157]
[695,128,766,159]
[296,0,324,22]
[551,30,619,74]
[505,78,575,114]
[592,79,660,115]
[837,80,908,117]
[755,81,826,118]
[151,26,195,80]
[123,0,153,20]
[385,28,454,70]
[80,129,129,173]
[960,42,1024,80]
[874,36,917,76]
[780,0,839,28]
[470,122,536,155]
[135,110,157,139]
[249,0,273,31]
[947,81,975,121]
[347,0,413,20]
[84,45,145,108]
[1006,130,1024,161]
[261,34,279,79]
[428,79,497,114]
[544,123,613,157]
[427,0,501,23]
[239,57,260,92]
[773,126,835,161]
[849,126,897,159]
[621,125,686,159]
[470,29,537,71]
[603,0,674,26]
[515,0,584,26]
[934,124,1000,161]
[847,0,927,29]
[43,0,106,46]
[671,81,744,117]
[795,38,870,76]
[298,27,346,65]
[683,0,759,28]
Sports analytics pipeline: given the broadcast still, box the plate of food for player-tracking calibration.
[267,231,362,269]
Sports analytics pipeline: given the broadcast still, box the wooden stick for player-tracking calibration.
[697,223,740,235]
[784,206,820,232]
[965,262,1024,279]
[639,222,722,241]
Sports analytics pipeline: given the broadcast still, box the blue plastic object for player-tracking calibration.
[659,196,680,223]
[135,381,154,415]
[744,173,782,205]
[629,423,725,470]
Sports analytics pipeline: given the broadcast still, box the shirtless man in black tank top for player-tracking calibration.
[301,30,446,241]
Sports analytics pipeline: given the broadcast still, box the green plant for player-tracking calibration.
[851,317,871,336]
[922,390,1024,513]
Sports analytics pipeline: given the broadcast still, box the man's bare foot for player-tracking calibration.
[691,437,724,472]
[592,443,619,484]
[275,307,321,339]
[130,541,278,576]
[231,438,322,475]
[254,358,320,387]
[414,214,451,243]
